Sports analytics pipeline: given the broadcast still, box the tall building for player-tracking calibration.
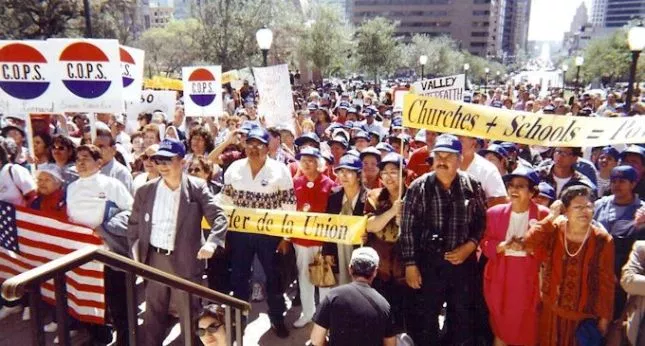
[500,0,531,59]
[350,0,512,57]
[591,0,645,28]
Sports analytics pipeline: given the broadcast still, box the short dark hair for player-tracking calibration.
[51,134,77,164]
[96,129,116,146]
[561,185,594,208]
[188,126,215,153]
[196,304,225,325]
[77,144,102,161]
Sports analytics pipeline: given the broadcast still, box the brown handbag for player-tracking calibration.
[308,252,337,287]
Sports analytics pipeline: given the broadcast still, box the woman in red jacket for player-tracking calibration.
[481,166,549,345]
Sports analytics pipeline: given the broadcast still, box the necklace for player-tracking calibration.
[564,223,591,257]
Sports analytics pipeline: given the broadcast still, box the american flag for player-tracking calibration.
[0,201,105,324]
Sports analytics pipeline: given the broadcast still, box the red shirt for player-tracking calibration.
[292,174,336,247]
[407,146,432,177]
[30,189,68,221]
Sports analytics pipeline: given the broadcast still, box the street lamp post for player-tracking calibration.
[464,63,470,90]
[626,25,645,113]
[256,26,273,67]
[419,55,428,80]
[575,56,584,93]
[496,70,500,85]
[562,64,569,90]
[83,0,92,38]
[484,67,490,94]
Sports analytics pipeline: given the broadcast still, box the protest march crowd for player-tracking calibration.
[1,57,645,346]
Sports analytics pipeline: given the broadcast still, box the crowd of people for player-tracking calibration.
[0,79,644,346]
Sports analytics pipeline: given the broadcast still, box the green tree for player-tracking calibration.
[298,5,354,79]
[135,19,202,77]
[0,0,81,39]
[401,34,465,78]
[355,17,400,82]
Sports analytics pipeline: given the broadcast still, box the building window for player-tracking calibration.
[470,42,487,47]
[471,32,488,37]
[473,10,490,16]
[474,0,491,3]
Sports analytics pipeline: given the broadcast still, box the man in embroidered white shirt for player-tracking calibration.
[218,127,296,338]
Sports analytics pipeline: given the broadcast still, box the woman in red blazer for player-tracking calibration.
[481,166,550,346]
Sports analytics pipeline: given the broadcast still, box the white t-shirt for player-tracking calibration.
[505,210,529,257]
[553,175,572,197]
[67,172,134,229]
[463,154,508,199]
[0,164,36,206]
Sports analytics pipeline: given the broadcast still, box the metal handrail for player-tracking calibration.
[1,246,251,346]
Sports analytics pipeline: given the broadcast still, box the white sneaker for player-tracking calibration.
[44,321,58,332]
[0,305,22,320]
[53,330,78,344]
[22,307,30,320]
[292,315,312,328]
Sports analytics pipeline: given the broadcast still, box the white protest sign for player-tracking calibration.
[253,64,294,131]
[0,40,56,114]
[182,65,222,117]
[410,74,465,101]
[392,86,410,111]
[125,89,176,132]
[119,45,145,102]
[48,38,123,112]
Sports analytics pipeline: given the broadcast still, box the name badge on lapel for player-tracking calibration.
[261,179,269,187]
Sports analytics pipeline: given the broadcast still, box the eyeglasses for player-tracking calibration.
[52,145,67,151]
[153,157,173,165]
[196,322,223,337]
[188,167,202,174]
[554,149,574,157]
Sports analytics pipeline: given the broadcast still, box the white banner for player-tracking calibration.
[410,74,465,101]
[0,40,56,114]
[119,45,145,102]
[182,65,222,117]
[253,64,294,131]
[48,38,123,113]
[125,89,177,133]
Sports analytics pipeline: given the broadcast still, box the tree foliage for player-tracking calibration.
[136,19,202,77]
[0,0,81,39]
[355,17,400,81]
[297,5,354,78]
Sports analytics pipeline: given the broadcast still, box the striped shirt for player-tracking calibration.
[149,180,181,251]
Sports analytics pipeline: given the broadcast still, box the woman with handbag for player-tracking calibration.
[291,147,336,328]
[322,154,367,286]
[364,152,407,333]
[524,184,615,345]
[480,167,550,346]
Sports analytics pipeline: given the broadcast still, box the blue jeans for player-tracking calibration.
[228,232,285,323]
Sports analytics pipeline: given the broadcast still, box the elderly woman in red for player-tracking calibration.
[481,166,549,346]
[524,184,615,345]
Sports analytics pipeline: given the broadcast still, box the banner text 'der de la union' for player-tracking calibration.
[403,94,645,146]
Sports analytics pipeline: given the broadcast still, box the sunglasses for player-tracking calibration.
[196,322,223,337]
[153,157,173,165]
[188,167,202,174]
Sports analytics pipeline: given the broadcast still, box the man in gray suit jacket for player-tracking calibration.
[128,138,228,345]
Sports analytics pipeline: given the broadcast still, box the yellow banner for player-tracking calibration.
[403,94,645,146]
[202,206,367,245]
[222,70,240,85]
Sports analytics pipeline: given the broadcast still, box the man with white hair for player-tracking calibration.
[310,247,396,346]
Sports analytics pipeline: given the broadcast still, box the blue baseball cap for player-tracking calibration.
[542,104,556,113]
[246,127,270,144]
[389,133,411,144]
[500,142,518,154]
[359,147,381,161]
[335,154,363,171]
[239,120,260,134]
[537,182,556,201]
[491,100,503,108]
[347,107,358,114]
[328,135,349,149]
[378,152,406,170]
[620,145,645,161]
[363,106,378,117]
[296,147,321,160]
[503,166,540,187]
[295,132,320,147]
[347,149,361,157]
[432,134,462,154]
[354,130,370,141]
[154,138,186,158]
[307,102,318,110]
[599,146,619,161]
[610,165,638,182]
[337,101,351,110]
[413,130,426,143]
[376,142,394,153]
[321,151,334,164]
[479,144,508,160]
[391,116,403,128]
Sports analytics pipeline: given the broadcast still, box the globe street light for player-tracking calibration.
[562,64,569,90]
[464,63,470,90]
[575,56,584,93]
[626,25,645,113]
[256,26,273,67]
[419,55,428,80]
[484,67,490,93]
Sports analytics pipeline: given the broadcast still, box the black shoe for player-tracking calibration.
[271,321,290,338]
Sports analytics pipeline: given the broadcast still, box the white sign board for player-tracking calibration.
[0,40,56,114]
[182,65,222,117]
[410,74,465,101]
[48,38,123,112]
[119,45,145,102]
[253,64,294,131]
[125,89,177,133]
